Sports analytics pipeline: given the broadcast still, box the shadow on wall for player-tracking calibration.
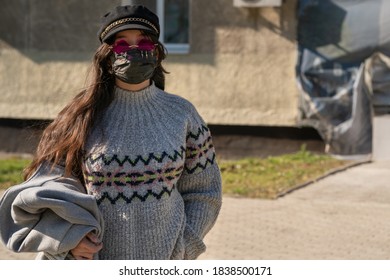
[0,0,122,62]
[298,0,347,57]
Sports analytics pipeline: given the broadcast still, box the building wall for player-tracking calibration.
[167,0,299,126]
[0,0,120,119]
[0,0,299,126]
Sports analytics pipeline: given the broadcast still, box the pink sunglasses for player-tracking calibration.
[112,39,157,54]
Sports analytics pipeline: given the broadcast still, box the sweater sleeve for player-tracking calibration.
[176,106,222,260]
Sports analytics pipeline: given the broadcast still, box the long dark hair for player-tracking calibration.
[24,31,168,182]
[147,32,169,90]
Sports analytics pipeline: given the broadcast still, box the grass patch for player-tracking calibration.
[219,147,352,199]
[0,148,353,199]
[0,157,31,189]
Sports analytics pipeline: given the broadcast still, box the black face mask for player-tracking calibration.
[111,39,158,84]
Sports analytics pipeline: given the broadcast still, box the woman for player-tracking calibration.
[23,5,222,260]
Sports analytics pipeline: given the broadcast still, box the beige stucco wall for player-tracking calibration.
[0,0,299,126]
[0,0,118,119]
[0,49,91,119]
[165,0,299,126]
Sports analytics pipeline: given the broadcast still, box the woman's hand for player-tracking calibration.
[70,232,103,260]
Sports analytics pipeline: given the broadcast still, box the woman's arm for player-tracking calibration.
[177,110,222,259]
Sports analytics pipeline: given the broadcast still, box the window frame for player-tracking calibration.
[157,0,190,54]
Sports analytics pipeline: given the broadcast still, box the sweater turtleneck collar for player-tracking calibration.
[113,82,159,104]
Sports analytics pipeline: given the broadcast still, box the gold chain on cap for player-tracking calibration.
[100,17,159,40]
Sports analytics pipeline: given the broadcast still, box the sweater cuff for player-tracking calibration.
[183,225,206,260]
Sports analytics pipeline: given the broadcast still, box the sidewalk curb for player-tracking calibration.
[276,160,372,199]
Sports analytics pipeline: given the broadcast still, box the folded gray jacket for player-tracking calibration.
[0,162,104,259]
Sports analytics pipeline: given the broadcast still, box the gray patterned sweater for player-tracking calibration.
[83,83,222,260]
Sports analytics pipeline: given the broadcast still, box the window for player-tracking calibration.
[158,0,190,54]
[122,0,190,54]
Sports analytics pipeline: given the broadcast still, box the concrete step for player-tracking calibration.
[373,115,390,160]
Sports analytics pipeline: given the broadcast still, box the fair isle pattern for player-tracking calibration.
[96,186,175,204]
[83,124,216,205]
[185,124,216,174]
[85,147,186,167]
[185,135,215,174]
[84,163,181,205]
[85,165,183,188]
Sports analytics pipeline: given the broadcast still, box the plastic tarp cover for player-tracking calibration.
[296,0,390,158]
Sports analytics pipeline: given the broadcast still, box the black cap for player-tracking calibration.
[98,5,160,43]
